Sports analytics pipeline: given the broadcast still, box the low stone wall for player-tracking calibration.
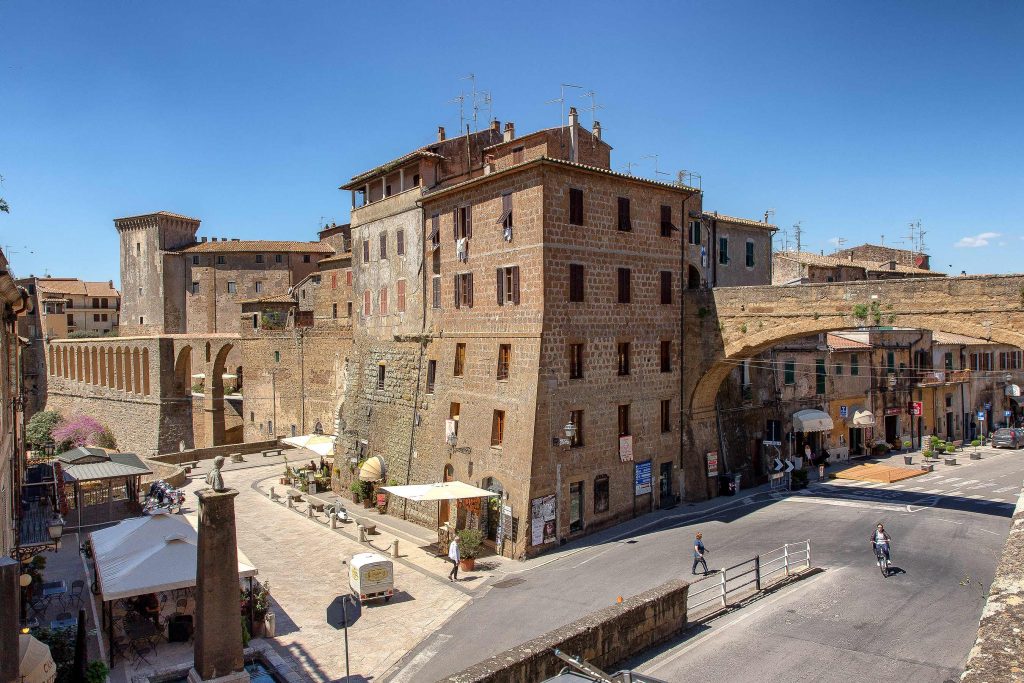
[443,579,689,683]
[141,458,188,488]
[150,438,281,465]
[961,484,1024,682]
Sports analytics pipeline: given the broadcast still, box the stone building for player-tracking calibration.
[834,243,930,271]
[696,213,777,287]
[16,277,120,417]
[0,249,28,556]
[336,109,775,557]
[772,250,943,284]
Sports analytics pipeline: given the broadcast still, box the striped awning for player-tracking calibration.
[358,455,386,482]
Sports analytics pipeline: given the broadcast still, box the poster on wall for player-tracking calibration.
[619,435,634,462]
[706,451,719,477]
[634,460,653,496]
[530,494,557,545]
[496,504,513,555]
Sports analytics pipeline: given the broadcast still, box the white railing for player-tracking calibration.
[687,540,812,615]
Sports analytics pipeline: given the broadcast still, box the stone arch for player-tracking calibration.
[207,342,240,446]
[131,348,142,394]
[142,348,151,395]
[106,348,115,387]
[173,345,193,397]
[687,265,701,290]
[48,345,54,375]
[98,347,106,387]
[115,348,124,390]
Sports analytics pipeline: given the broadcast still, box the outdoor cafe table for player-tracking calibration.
[50,615,77,630]
[41,580,67,599]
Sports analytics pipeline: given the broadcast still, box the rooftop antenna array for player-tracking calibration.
[676,170,701,190]
[621,161,638,174]
[546,83,584,155]
[448,92,466,133]
[763,208,776,224]
[907,219,927,254]
[832,236,847,253]
[793,221,803,253]
[641,154,670,179]
[780,226,790,252]
[581,90,604,128]
[462,74,479,131]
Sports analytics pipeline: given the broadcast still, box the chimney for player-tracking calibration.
[592,120,602,141]
[201,237,207,243]
[568,106,579,163]
[503,122,515,142]
[490,119,500,133]
[437,126,446,141]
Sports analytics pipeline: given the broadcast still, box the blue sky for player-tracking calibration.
[2,1,1022,284]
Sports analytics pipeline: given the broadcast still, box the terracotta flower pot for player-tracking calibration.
[459,558,475,571]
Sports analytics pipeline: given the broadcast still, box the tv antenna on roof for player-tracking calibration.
[474,91,493,131]
[793,221,803,253]
[581,90,604,128]
[622,161,638,174]
[641,154,670,179]
[763,208,775,224]
[677,170,701,190]
[832,237,847,253]
[448,92,466,133]
[545,83,584,155]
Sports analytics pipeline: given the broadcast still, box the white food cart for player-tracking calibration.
[348,552,394,604]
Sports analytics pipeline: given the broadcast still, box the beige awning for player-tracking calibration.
[358,455,386,482]
[793,409,834,433]
[1006,384,1021,397]
[382,481,499,501]
[19,633,57,683]
[852,409,876,427]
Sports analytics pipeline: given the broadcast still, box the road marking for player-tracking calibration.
[890,484,906,489]
[776,495,904,512]
[388,633,453,682]
[967,494,983,500]
[994,486,1019,493]
[906,486,923,491]
[642,570,830,675]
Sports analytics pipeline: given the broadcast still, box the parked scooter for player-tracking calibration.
[145,480,185,514]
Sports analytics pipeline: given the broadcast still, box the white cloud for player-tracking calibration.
[955,231,1001,248]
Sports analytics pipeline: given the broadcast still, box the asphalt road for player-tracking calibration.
[386,448,1023,682]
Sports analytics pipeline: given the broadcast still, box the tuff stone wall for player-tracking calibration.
[443,578,689,683]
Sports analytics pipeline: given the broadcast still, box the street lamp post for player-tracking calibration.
[553,418,577,447]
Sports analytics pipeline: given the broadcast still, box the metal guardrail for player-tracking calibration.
[688,540,812,614]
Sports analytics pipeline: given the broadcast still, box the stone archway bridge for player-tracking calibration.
[681,274,1024,495]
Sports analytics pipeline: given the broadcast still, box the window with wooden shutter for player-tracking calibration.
[456,206,472,239]
[569,264,584,302]
[745,240,755,267]
[660,271,672,305]
[426,360,437,393]
[379,233,388,259]
[454,344,466,377]
[453,275,461,309]
[499,193,513,233]
[617,197,631,231]
[331,273,337,289]
[617,267,631,304]
[430,213,440,249]
[432,276,441,309]
[466,272,473,307]
[617,342,631,376]
[660,205,673,237]
[512,146,524,164]
[689,221,701,245]
[491,410,505,446]
[661,340,672,372]
[363,290,371,316]
[496,268,505,305]
[397,279,406,312]
[378,365,386,390]
[397,229,405,256]
[497,344,511,380]
[380,288,388,315]
[511,266,520,304]
[569,188,583,225]
[346,270,352,286]
[362,240,369,263]
[719,237,729,264]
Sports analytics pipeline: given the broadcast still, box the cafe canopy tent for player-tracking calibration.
[282,433,336,457]
[90,512,257,601]
[792,409,834,433]
[382,481,500,501]
[852,409,876,427]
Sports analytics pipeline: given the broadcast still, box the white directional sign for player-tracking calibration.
[774,458,784,472]
[784,460,795,473]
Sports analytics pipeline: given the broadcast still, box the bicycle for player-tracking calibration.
[873,542,891,577]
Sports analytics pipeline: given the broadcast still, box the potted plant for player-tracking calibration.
[457,528,483,571]
[361,481,374,508]
[281,457,294,485]
[349,479,363,504]
[790,468,809,490]
[902,439,912,452]
[903,453,914,465]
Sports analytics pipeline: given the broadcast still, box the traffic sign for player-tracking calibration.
[985,403,992,410]
[784,460,795,473]
[840,405,848,418]
[773,458,784,472]
[977,411,986,421]
[909,401,923,417]
[1006,410,1013,417]
[765,440,781,447]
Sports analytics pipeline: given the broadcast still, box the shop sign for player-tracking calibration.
[839,405,849,418]
[530,495,557,546]
[909,402,923,417]
[634,460,652,496]
[884,407,902,416]
[706,451,719,477]
[619,435,634,462]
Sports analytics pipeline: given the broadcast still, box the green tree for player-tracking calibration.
[26,410,61,449]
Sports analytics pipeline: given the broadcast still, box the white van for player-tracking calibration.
[348,552,395,604]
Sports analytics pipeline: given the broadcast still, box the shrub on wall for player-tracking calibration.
[53,414,117,452]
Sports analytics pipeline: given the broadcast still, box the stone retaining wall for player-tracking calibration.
[443,578,689,682]
[961,484,1024,682]
[150,438,281,465]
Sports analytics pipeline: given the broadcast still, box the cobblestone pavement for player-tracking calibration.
[177,463,473,682]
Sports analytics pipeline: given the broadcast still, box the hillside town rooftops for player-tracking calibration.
[36,278,119,298]
[932,331,995,346]
[342,149,446,189]
[826,333,872,351]
[775,250,943,277]
[176,240,334,254]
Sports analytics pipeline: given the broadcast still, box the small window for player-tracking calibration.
[745,241,755,268]
[250,411,254,422]
[661,399,672,433]
[363,290,371,316]
[426,360,437,394]
[303,254,311,263]
[660,205,672,237]
[512,146,524,164]
[688,221,701,245]
[454,343,466,377]
[569,264,585,302]
[660,271,672,305]
[617,197,631,232]
[497,344,511,380]
[412,173,420,186]
[594,475,609,513]
[93,313,100,322]
[362,240,370,263]
[397,279,406,312]
[191,282,200,294]
[101,314,107,322]
[816,359,826,395]
[331,273,337,289]
[217,255,226,265]
[784,360,795,385]
[139,316,144,324]
[255,281,263,294]
[496,266,520,306]
[450,402,461,434]
[718,237,729,264]
[192,255,200,265]
[227,281,237,294]
[618,404,630,436]
[396,229,405,256]
[332,303,338,319]
[432,276,441,309]
[430,213,441,249]
[454,272,473,308]
[275,254,283,264]
[347,301,352,318]
[944,351,954,370]
[256,254,264,264]
[851,354,860,376]
[660,340,672,373]
[834,362,843,375]
[346,270,352,286]
[617,342,631,376]
[569,344,584,379]
[569,188,584,226]
[136,242,141,255]
[456,206,472,239]
[617,267,631,304]
[491,410,506,447]
[570,409,584,447]
[500,193,514,236]
[378,365,386,390]
[274,351,280,363]
[379,233,388,259]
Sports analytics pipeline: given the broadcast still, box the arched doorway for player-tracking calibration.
[481,476,505,543]
[438,464,455,527]
[687,265,701,290]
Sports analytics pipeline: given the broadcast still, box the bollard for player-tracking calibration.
[719,569,727,608]
[269,486,275,500]
[783,543,790,577]
[358,526,367,543]
[754,555,761,591]
[286,496,293,509]
[307,506,314,519]
[331,513,338,530]
[391,539,400,558]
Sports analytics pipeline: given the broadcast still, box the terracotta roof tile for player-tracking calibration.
[703,212,777,231]
[239,293,296,305]
[36,279,119,298]
[932,331,994,346]
[826,333,872,351]
[176,241,334,254]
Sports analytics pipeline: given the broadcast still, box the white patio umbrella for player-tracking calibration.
[382,481,499,501]
[19,634,57,683]
[282,434,336,457]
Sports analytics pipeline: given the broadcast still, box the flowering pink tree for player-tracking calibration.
[53,414,117,451]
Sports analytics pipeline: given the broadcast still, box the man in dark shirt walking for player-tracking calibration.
[692,532,708,575]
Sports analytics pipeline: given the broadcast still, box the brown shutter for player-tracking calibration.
[512,266,520,304]
[453,209,459,240]
[496,268,505,306]
[466,205,473,238]
[502,193,511,214]
[454,275,461,309]
[467,272,474,308]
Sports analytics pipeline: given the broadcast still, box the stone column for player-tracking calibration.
[1,556,20,683]
[188,489,249,683]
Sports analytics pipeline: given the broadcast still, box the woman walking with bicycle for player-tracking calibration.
[871,523,892,576]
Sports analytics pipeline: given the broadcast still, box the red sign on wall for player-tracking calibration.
[909,402,923,417]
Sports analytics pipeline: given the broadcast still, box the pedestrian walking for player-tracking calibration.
[692,532,708,575]
[448,536,461,581]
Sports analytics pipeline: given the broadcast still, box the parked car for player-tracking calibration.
[991,428,1024,449]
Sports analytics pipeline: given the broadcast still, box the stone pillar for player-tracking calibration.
[188,489,249,683]
[1,556,20,683]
